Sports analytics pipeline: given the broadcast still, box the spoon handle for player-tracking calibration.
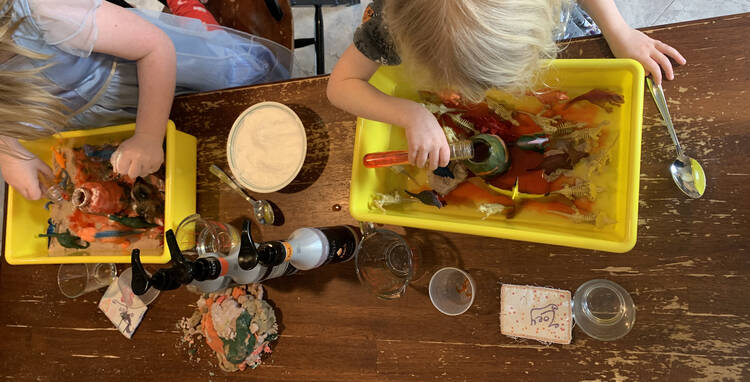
[647,78,684,155]
[209,164,259,206]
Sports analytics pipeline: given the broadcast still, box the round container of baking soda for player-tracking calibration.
[226,102,307,193]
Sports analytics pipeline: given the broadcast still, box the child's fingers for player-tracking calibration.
[36,161,53,178]
[652,52,674,81]
[127,160,143,180]
[657,41,686,65]
[415,147,429,168]
[408,145,417,166]
[144,161,160,175]
[116,153,133,175]
[428,148,439,170]
[111,150,122,173]
[438,144,451,168]
[644,58,662,85]
[23,188,33,200]
[26,184,42,201]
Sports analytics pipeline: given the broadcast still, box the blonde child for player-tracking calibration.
[0,0,291,200]
[327,0,686,170]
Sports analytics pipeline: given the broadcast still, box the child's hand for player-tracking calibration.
[111,134,164,179]
[0,155,53,200]
[606,26,686,85]
[404,105,450,170]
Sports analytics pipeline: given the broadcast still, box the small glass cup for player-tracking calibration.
[572,279,636,341]
[355,222,417,300]
[117,267,160,309]
[58,263,117,298]
[174,214,240,259]
[429,267,476,316]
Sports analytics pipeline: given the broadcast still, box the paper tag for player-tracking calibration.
[500,284,572,344]
[98,277,148,339]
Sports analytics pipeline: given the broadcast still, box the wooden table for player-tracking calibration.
[2,14,749,381]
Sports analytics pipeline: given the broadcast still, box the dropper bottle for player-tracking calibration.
[362,133,511,178]
[362,140,474,168]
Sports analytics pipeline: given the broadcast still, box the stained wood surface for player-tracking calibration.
[2,14,749,381]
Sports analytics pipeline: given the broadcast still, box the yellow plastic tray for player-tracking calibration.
[4,121,197,264]
[350,59,644,253]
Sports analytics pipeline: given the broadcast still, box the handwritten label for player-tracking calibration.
[500,284,572,344]
[530,303,560,328]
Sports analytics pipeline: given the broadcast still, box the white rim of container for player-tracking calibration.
[226,101,307,193]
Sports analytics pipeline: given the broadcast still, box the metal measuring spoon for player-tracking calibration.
[209,165,275,225]
[646,78,706,198]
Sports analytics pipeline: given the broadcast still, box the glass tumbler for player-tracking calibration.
[572,279,636,341]
[58,263,117,298]
[174,214,240,259]
[355,222,418,299]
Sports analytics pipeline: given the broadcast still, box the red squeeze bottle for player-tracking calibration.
[362,151,410,168]
[362,140,475,169]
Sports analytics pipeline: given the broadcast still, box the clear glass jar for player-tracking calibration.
[174,214,240,259]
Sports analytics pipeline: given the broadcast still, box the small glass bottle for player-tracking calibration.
[38,174,64,203]
[448,140,474,161]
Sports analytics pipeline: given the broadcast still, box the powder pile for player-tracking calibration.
[231,106,305,191]
[179,284,278,372]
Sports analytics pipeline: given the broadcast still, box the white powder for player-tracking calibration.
[232,106,305,190]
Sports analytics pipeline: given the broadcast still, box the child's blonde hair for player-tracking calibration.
[384,0,570,103]
[0,0,67,153]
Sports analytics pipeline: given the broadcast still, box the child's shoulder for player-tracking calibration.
[10,0,102,58]
[354,0,400,66]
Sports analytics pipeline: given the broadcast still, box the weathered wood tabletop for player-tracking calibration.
[2,14,749,381]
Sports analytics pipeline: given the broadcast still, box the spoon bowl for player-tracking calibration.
[209,164,275,225]
[670,155,706,199]
[646,78,706,198]
[253,199,275,225]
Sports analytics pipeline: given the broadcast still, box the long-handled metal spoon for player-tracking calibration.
[209,164,275,225]
[646,78,706,198]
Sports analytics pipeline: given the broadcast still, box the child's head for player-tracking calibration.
[0,0,66,149]
[384,0,570,103]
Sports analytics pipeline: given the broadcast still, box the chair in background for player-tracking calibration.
[291,0,360,75]
[131,0,360,75]
[202,0,295,51]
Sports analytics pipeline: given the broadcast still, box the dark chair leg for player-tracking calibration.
[291,0,360,74]
[294,38,316,48]
[314,4,325,75]
[107,0,133,8]
[264,0,284,21]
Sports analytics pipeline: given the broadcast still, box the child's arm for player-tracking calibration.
[94,2,177,179]
[327,44,450,170]
[579,0,686,84]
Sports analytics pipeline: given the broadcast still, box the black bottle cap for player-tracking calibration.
[238,220,260,270]
[130,249,151,296]
[129,229,199,294]
[257,241,286,267]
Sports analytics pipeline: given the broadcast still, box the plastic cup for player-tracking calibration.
[117,267,160,308]
[58,263,117,298]
[429,267,476,316]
